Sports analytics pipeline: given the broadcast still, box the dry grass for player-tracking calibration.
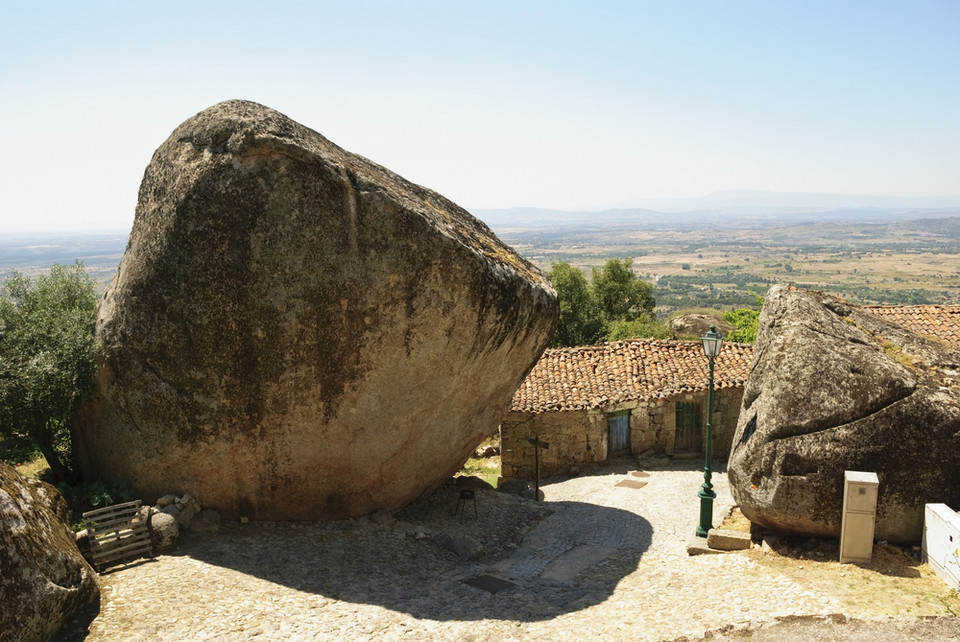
[459,455,501,488]
[719,506,753,532]
[9,454,50,479]
[719,507,960,617]
[458,438,502,488]
[524,222,960,304]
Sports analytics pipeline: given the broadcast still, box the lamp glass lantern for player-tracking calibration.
[701,325,723,358]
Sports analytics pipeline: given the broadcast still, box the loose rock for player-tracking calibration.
[149,511,179,551]
[497,479,531,496]
[189,509,221,532]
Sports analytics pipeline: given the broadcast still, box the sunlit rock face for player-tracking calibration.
[0,463,100,641]
[728,285,960,542]
[76,100,557,520]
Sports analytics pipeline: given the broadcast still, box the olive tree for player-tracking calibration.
[547,259,662,347]
[723,293,763,343]
[546,262,606,348]
[0,263,100,480]
[591,258,655,322]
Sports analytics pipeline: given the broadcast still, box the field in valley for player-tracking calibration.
[495,214,960,315]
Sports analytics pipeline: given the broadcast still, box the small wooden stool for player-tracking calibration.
[457,489,477,522]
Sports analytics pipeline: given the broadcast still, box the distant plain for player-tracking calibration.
[489,208,960,314]
[3,207,960,315]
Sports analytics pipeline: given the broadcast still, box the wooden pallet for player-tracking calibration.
[82,499,153,573]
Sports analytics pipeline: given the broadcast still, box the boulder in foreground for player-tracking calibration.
[0,462,100,641]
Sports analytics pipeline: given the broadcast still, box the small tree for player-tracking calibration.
[547,259,663,347]
[0,263,100,481]
[591,258,655,322]
[606,317,673,341]
[546,262,606,347]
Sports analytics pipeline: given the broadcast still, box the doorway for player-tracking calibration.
[674,401,702,452]
[607,409,631,454]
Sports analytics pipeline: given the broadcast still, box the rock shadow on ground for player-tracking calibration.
[171,485,652,622]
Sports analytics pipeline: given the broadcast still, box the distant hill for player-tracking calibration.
[471,190,960,232]
[472,204,960,232]
[5,190,960,291]
[604,190,960,213]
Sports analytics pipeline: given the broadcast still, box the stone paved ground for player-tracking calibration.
[65,458,959,641]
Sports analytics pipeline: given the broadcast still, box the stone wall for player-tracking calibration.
[713,387,744,460]
[500,387,745,480]
[500,409,608,479]
[626,399,665,457]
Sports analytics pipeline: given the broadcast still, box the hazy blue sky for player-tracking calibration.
[1,1,958,232]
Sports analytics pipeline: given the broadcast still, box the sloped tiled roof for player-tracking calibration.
[511,339,753,413]
[511,304,960,414]
[866,305,960,349]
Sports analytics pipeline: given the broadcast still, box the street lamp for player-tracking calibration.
[696,324,723,538]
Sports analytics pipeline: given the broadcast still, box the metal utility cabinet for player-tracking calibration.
[922,503,960,589]
[839,470,879,564]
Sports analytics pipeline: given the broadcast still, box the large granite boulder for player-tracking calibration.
[75,100,557,521]
[728,285,960,542]
[0,462,100,641]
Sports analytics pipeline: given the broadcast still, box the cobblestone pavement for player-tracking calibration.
[67,458,959,641]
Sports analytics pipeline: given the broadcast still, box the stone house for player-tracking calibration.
[497,302,960,482]
[500,338,753,480]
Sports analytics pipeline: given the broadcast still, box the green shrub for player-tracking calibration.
[723,294,763,343]
[55,479,136,528]
[0,438,41,466]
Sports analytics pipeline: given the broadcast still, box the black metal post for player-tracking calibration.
[527,437,549,502]
[696,353,716,537]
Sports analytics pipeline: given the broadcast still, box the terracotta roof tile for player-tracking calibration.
[865,305,960,349]
[511,338,753,413]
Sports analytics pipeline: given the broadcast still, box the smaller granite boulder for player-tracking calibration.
[0,462,100,641]
[670,313,732,339]
[190,509,221,532]
[521,488,546,502]
[728,286,960,542]
[149,511,180,551]
[497,479,531,496]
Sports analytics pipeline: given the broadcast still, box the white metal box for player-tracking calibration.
[922,503,960,589]
[839,470,879,564]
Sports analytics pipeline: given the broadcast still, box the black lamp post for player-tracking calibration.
[696,324,723,538]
